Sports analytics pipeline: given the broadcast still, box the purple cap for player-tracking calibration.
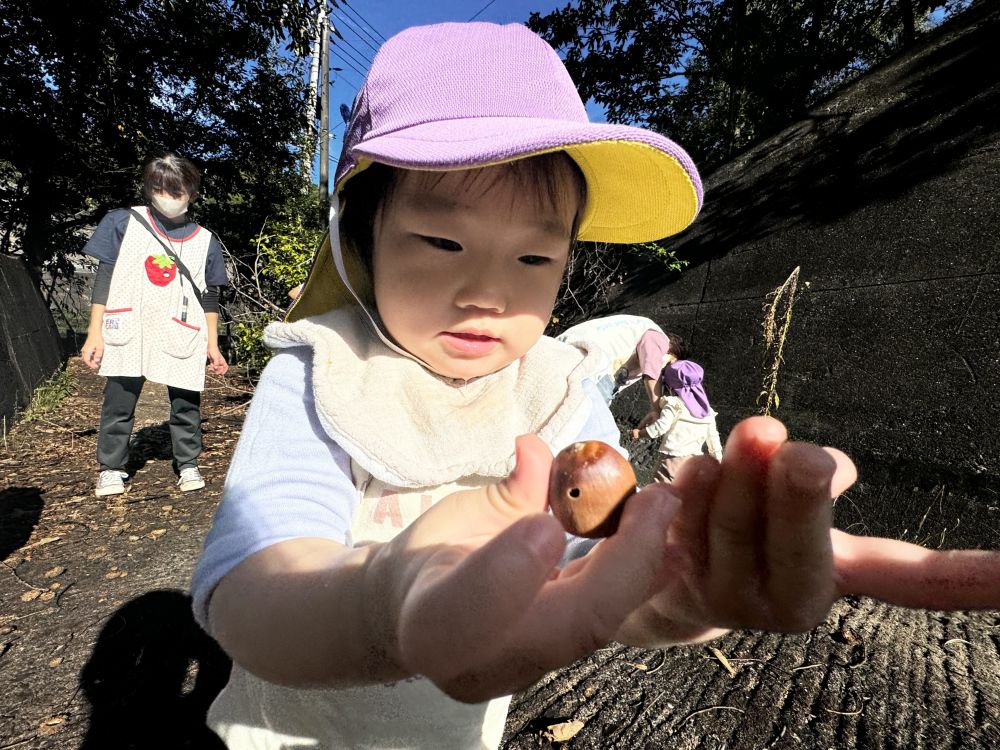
[334,22,703,244]
[662,360,712,419]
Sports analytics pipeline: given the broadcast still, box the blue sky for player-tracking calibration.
[321,0,606,142]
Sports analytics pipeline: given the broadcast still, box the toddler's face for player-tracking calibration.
[371,166,577,381]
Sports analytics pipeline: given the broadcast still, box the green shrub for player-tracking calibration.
[224,209,324,379]
[21,368,75,422]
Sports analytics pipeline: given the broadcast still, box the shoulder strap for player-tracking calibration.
[128,208,204,308]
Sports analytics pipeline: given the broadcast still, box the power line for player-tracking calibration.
[468,0,499,21]
[328,48,367,81]
[340,0,388,43]
[331,7,382,54]
[328,24,375,71]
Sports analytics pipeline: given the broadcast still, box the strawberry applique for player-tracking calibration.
[144,253,177,286]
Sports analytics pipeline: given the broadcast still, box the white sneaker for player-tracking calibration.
[95,470,128,497]
[177,466,206,492]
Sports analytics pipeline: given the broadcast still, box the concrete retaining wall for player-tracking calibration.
[0,255,64,424]
[611,1,1000,550]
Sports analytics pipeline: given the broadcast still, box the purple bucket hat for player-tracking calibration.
[662,360,712,419]
[288,22,705,325]
[334,22,703,244]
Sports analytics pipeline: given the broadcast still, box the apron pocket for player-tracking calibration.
[164,317,203,359]
[102,308,135,346]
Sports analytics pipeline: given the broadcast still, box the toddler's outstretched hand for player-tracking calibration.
[369,434,684,703]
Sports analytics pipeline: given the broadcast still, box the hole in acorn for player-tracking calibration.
[568,487,581,499]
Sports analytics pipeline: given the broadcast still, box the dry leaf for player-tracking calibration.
[710,647,737,677]
[21,590,41,602]
[624,661,648,671]
[146,528,167,540]
[39,591,56,601]
[44,566,65,578]
[543,719,585,742]
[49,657,63,667]
[22,536,60,551]
[38,716,66,736]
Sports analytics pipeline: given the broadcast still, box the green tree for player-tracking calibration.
[529,0,972,172]
[0,0,332,282]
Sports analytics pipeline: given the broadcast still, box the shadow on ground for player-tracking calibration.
[125,423,175,477]
[78,589,231,750]
[0,486,44,560]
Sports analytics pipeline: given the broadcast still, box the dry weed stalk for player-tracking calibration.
[758,266,801,416]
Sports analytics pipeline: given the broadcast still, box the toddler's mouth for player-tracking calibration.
[447,331,499,342]
[441,330,501,355]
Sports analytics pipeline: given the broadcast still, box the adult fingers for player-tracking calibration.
[666,454,723,571]
[824,447,858,498]
[705,416,787,612]
[763,442,837,629]
[832,530,1000,610]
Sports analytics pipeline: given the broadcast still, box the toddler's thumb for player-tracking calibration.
[492,434,553,515]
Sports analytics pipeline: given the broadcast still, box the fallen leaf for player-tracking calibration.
[39,591,56,601]
[21,536,61,551]
[38,716,66,736]
[44,566,65,578]
[543,720,585,742]
[624,661,648,671]
[21,590,41,602]
[49,657,63,667]
[710,647,737,677]
[146,528,167,540]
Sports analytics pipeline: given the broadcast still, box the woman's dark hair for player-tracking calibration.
[338,152,588,274]
[142,153,202,200]
[665,332,689,361]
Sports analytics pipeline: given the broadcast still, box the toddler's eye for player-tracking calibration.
[423,236,462,252]
[519,255,552,266]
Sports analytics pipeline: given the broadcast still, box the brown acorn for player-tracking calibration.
[548,441,638,538]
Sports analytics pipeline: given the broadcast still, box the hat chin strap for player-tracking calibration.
[328,197,446,376]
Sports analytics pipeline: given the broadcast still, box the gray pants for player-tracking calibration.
[97,376,202,473]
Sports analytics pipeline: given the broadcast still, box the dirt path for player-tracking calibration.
[2,360,998,749]
[0,358,248,749]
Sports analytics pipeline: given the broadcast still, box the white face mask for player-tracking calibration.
[151,194,189,218]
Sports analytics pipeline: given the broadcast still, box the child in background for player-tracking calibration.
[81,153,229,496]
[190,21,1000,750]
[631,339,723,481]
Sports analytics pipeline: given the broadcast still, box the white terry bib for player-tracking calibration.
[263,306,603,489]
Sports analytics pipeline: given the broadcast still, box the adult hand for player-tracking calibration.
[207,343,229,376]
[81,333,104,370]
[615,416,1000,647]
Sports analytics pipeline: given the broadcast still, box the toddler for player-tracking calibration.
[632,353,723,482]
[190,21,1000,750]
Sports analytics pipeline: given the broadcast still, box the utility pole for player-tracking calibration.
[319,11,331,213]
